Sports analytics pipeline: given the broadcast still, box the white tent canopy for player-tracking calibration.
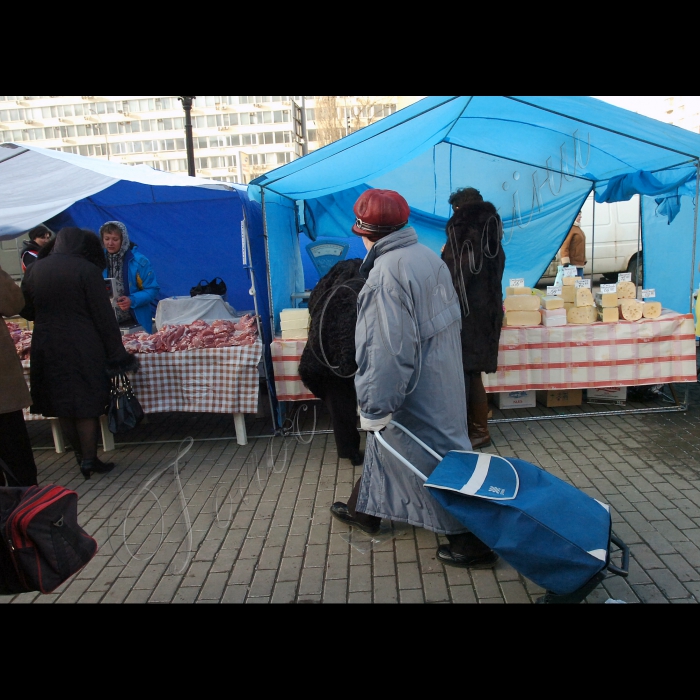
[0,142,232,238]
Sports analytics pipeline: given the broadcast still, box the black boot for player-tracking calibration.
[468,401,492,449]
[437,532,498,569]
[80,457,115,480]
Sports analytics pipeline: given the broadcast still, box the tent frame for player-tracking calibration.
[255,98,700,428]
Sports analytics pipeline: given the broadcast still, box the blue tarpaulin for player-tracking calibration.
[0,143,270,337]
[250,96,700,330]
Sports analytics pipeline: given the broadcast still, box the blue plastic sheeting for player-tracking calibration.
[251,96,700,324]
[643,195,699,316]
[43,180,266,315]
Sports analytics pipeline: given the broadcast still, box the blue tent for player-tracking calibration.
[0,143,268,322]
[249,96,700,332]
[0,142,278,413]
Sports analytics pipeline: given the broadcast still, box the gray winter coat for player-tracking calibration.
[354,227,472,534]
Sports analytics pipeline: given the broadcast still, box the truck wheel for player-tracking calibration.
[628,256,643,286]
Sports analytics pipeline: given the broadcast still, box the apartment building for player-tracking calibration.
[0,95,400,183]
[0,95,401,274]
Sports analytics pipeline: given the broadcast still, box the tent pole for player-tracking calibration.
[242,208,279,433]
[690,159,700,314]
[591,184,596,279]
[637,194,642,292]
[260,188,276,343]
[260,187,284,432]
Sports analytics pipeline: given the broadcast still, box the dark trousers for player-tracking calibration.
[305,377,361,459]
[0,410,38,487]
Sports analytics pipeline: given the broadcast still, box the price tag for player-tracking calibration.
[575,279,591,289]
[618,272,632,282]
[641,289,656,298]
[509,278,525,288]
[547,286,562,296]
[562,267,578,278]
[600,284,617,294]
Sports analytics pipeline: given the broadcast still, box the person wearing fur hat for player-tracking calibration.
[330,189,498,569]
[441,187,506,449]
[298,258,365,466]
[100,221,160,332]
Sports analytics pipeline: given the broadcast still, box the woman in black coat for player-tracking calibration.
[21,227,139,479]
[298,259,364,465]
[441,188,505,448]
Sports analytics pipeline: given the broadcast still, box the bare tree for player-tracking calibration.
[315,96,345,147]
[313,96,397,146]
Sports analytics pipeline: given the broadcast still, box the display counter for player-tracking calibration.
[268,312,696,408]
[22,338,263,451]
[482,310,696,392]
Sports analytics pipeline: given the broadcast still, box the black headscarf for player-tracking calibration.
[48,227,106,270]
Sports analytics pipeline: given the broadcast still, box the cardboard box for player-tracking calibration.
[586,387,627,405]
[494,390,536,409]
[537,389,583,408]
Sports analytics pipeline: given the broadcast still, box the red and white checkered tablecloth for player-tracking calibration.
[22,338,262,418]
[270,339,316,402]
[482,311,697,392]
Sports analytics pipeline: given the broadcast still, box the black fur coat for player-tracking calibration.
[298,259,364,391]
[441,200,506,374]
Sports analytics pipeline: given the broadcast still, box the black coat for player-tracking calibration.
[298,259,364,393]
[21,228,138,418]
[441,201,506,374]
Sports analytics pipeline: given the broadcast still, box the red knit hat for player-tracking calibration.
[351,189,410,241]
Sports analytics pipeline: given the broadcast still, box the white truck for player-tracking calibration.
[539,194,643,285]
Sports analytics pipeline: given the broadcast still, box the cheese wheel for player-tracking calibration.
[595,292,618,308]
[566,306,598,324]
[563,302,575,309]
[504,295,540,311]
[562,276,577,287]
[574,288,594,307]
[561,286,576,303]
[642,301,662,319]
[617,281,636,299]
[505,310,541,326]
[506,286,531,296]
[619,298,643,321]
[597,306,619,323]
[541,295,564,310]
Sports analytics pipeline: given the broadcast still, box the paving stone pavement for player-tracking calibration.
[6,379,700,604]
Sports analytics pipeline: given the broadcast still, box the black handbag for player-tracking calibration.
[190,277,227,297]
[106,373,144,434]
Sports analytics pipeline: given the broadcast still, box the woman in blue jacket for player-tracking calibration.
[100,221,160,331]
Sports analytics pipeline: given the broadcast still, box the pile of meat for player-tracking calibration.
[122,315,258,354]
[6,321,32,360]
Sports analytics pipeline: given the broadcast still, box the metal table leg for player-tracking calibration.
[49,418,65,453]
[233,413,247,446]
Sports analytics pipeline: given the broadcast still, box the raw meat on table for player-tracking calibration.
[122,314,258,354]
[6,321,32,360]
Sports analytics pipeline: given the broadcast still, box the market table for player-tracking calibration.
[481,310,696,392]
[268,311,696,402]
[22,338,263,451]
[270,338,316,402]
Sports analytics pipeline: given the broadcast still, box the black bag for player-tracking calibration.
[106,372,144,434]
[0,459,98,595]
[190,277,227,297]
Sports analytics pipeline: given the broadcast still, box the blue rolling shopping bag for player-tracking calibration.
[375,422,628,597]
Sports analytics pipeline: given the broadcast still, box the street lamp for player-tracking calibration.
[87,107,110,160]
[178,96,196,176]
